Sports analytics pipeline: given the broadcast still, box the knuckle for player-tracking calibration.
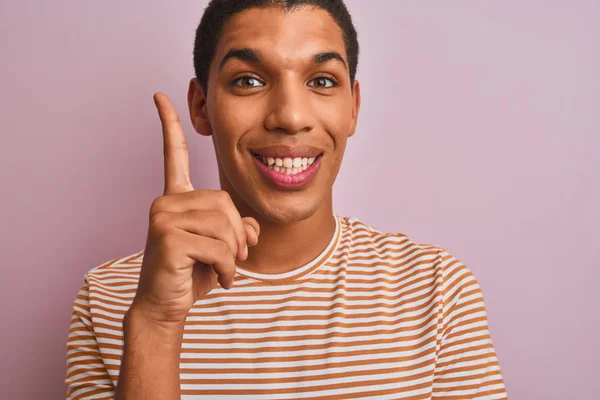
[186,208,203,220]
[216,190,232,204]
[215,240,232,258]
[203,209,229,230]
[213,210,230,227]
[150,196,168,214]
[171,112,181,123]
[163,137,187,151]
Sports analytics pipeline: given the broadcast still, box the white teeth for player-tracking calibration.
[258,154,320,175]
[267,164,310,175]
[259,156,318,167]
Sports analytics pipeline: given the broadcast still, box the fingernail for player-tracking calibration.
[243,245,248,259]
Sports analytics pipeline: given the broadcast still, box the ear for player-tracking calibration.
[348,79,361,138]
[187,78,213,136]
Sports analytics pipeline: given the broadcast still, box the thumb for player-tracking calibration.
[242,217,260,247]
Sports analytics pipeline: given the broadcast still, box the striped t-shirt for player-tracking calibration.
[66,215,508,399]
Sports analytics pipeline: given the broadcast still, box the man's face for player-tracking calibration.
[190,6,360,223]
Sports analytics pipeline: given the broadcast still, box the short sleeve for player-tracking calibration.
[65,275,115,400]
[432,250,508,399]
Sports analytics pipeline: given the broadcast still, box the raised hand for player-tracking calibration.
[130,92,260,327]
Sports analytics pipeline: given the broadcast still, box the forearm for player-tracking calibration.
[115,306,184,400]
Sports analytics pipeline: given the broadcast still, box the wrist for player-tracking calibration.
[124,303,186,347]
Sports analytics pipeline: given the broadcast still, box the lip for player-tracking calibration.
[252,153,322,190]
[248,144,323,159]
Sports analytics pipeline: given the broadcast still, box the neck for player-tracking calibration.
[224,187,336,275]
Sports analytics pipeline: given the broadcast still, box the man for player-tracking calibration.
[66,0,508,398]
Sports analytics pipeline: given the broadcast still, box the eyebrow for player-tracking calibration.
[218,47,348,72]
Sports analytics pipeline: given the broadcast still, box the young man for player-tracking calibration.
[66,0,507,398]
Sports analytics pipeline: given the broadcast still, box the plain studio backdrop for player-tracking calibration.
[1,1,598,399]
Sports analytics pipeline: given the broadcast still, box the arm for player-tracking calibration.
[66,277,185,400]
[432,251,508,399]
[114,306,184,400]
[65,276,115,399]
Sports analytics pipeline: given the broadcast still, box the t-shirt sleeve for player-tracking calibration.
[65,275,116,400]
[432,250,508,399]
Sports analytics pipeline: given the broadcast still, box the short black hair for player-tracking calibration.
[193,0,359,95]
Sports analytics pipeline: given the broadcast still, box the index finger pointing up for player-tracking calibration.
[154,92,194,195]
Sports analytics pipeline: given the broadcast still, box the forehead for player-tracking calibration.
[214,6,347,69]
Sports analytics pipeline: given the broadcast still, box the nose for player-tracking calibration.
[264,75,316,135]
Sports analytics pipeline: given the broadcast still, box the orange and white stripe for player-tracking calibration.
[66,215,507,399]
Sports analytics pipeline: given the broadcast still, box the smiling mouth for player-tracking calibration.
[251,153,323,175]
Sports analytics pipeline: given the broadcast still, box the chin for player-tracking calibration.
[251,192,323,224]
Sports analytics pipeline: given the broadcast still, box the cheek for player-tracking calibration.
[322,108,352,149]
[210,96,257,151]
[324,95,352,124]
[319,103,352,172]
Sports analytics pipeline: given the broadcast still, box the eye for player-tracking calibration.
[232,76,264,89]
[231,75,339,90]
[308,75,338,89]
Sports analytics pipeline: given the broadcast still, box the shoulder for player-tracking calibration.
[83,249,145,295]
[88,249,144,274]
[339,214,442,262]
[70,249,144,330]
[339,215,480,291]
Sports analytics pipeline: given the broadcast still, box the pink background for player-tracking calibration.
[1,1,598,399]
